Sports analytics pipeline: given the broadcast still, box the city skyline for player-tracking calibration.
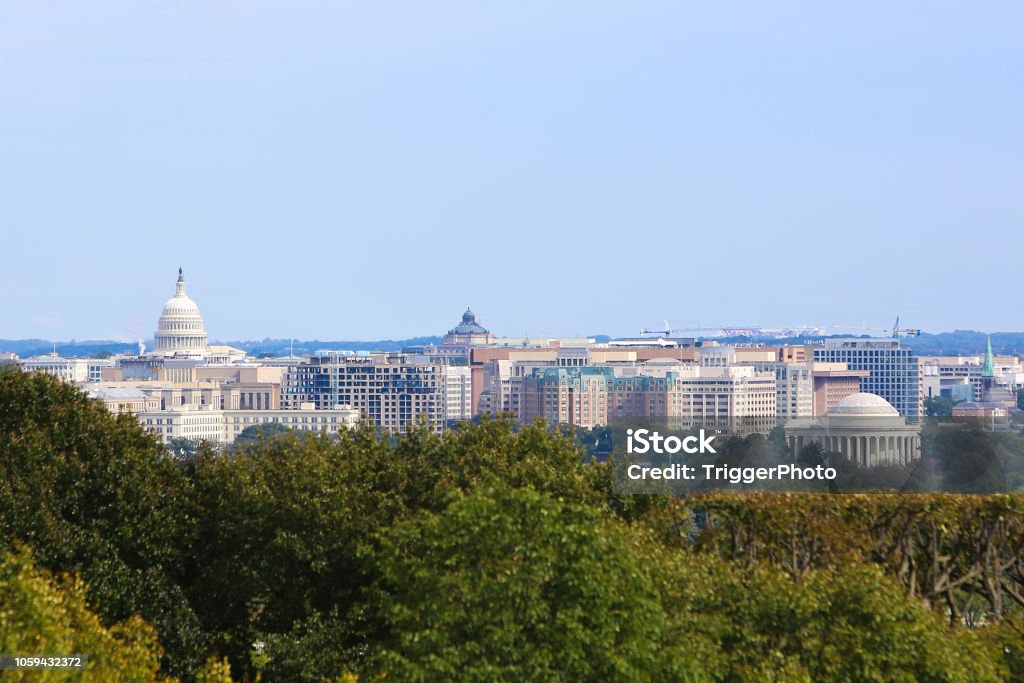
[2,2,1021,340]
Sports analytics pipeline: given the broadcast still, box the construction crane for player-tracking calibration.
[640,321,727,337]
[831,316,921,338]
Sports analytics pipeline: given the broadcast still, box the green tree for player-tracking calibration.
[705,563,1003,682]
[925,396,957,417]
[232,422,290,445]
[184,417,619,680]
[167,437,205,458]
[0,367,205,678]
[369,485,711,682]
[0,547,167,682]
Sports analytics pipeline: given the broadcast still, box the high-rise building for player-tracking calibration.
[776,362,812,419]
[443,365,473,423]
[813,338,921,419]
[281,353,447,433]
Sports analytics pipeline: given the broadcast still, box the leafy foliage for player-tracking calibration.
[0,547,167,682]
[4,366,1024,681]
[232,422,290,444]
[0,367,206,678]
[369,486,707,682]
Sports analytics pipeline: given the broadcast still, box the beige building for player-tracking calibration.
[811,363,869,416]
[776,362,812,420]
[471,344,699,418]
[778,345,808,363]
[444,365,473,422]
[84,373,282,414]
[87,387,162,414]
[140,404,361,446]
[519,361,777,431]
[785,393,920,467]
[19,354,93,382]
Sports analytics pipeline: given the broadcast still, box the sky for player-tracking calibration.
[1,2,1021,342]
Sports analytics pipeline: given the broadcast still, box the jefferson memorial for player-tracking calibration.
[784,392,921,467]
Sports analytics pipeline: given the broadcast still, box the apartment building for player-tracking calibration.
[282,353,446,433]
[519,360,777,431]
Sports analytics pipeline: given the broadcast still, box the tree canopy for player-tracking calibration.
[2,365,1024,682]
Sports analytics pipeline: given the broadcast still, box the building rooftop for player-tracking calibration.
[448,308,489,335]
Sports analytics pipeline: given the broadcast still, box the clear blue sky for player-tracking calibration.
[1,2,1020,342]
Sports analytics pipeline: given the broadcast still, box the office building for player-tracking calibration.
[813,338,921,419]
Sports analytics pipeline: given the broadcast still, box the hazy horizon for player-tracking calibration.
[2,2,1020,340]
[5,328,1024,349]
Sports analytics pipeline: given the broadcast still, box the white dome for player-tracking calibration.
[153,269,208,354]
[829,392,899,417]
[160,294,201,316]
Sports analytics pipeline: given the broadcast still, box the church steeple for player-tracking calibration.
[982,335,995,378]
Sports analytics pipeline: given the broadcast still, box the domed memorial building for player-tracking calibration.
[784,392,920,466]
[153,268,210,358]
[443,307,493,346]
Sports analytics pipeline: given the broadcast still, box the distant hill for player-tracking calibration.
[227,337,443,356]
[0,339,139,358]
[0,336,444,358]
[3,330,1023,359]
[712,331,1024,356]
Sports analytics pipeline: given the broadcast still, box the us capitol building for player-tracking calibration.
[153,268,210,358]
[147,268,244,364]
[88,268,360,446]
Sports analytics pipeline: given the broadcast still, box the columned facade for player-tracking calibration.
[784,392,921,467]
[787,431,919,466]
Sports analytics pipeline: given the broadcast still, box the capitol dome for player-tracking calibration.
[153,268,208,355]
[829,392,899,417]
